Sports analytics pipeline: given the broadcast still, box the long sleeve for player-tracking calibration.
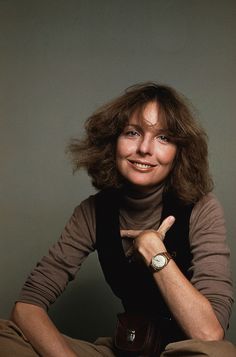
[17,196,96,310]
[189,193,234,332]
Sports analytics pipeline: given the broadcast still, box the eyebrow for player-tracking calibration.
[124,123,168,134]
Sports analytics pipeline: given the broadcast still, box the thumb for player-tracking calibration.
[158,216,175,240]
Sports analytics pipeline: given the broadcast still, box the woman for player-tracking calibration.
[0,83,235,356]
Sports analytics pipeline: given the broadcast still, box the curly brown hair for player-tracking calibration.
[68,82,213,203]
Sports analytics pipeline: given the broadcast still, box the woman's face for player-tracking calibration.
[116,101,177,192]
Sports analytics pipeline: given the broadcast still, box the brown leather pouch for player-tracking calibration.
[114,312,161,356]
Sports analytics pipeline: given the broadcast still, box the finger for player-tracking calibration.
[158,216,175,239]
[120,229,143,239]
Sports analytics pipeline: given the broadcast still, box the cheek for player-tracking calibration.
[115,140,126,175]
[157,146,177,165]
[116,139,127,169]
[116,137,135,159]
[116,138,123,159]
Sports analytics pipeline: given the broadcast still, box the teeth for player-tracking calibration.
[133,162,152,168]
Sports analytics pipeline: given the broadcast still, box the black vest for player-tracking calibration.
[95,188,194,341]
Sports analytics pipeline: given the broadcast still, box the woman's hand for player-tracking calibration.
[122,216,224,340]
[120,215,175,265]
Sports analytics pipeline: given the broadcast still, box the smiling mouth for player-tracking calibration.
[128,160,157,169]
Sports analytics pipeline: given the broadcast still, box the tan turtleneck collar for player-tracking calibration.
[119,183,165,230]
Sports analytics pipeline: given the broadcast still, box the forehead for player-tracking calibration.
[128,101,166,129]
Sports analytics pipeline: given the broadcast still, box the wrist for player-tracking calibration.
[150,251,172,272]
[137,241,166,266]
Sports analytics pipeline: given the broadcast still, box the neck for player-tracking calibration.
[122,182,165,198]
[119,182,164,229]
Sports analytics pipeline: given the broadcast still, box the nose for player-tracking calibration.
[137,135,154,156]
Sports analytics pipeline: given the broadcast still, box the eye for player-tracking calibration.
[157,135,169,143]
[125,130,140,137]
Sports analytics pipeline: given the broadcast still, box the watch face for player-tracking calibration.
[152,254,167,269]
[150,252,171,272]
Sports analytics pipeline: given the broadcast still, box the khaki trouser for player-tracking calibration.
[0,319,235,357]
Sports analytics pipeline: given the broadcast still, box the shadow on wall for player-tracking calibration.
[48,254,122,342]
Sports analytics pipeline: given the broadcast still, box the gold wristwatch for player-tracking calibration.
[150,252,172,272]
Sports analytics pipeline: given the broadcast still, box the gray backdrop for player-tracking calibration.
[1,0,235,344]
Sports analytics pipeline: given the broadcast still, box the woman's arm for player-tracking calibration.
[11,302,77,357]
[122,215,224,340]
[189,194,233,332]
[11,198,97,356]
[151,256,224,340]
